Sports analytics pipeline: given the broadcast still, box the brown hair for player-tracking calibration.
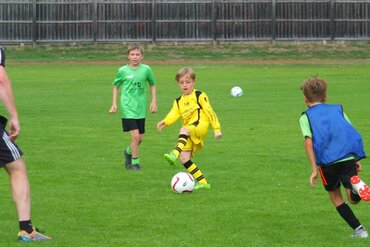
[300,76,327,102]
[127,43,144,55]
[175,67,196,82]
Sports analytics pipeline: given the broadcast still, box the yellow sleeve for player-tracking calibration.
[199,93,221,132]
[163,100,181,126]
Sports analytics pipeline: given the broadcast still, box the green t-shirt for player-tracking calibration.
[113,64,156,119]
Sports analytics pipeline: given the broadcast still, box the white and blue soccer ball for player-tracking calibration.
[230,86,243,97]
[171,172,195,193]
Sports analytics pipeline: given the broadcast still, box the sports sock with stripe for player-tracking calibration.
[183,160,208,184]
[172,134,188,159]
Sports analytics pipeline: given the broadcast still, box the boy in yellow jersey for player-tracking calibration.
[157,67,222,190]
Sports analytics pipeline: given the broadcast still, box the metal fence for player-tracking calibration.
[0,0,369,44]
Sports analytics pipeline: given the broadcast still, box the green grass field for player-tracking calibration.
[1,46,370,246]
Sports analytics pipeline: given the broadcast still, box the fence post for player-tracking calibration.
[212,0,217,44]
[152,0,156,44]
[32,0,37,46]
[271,0,276,44]
[367,0,369,39]
[330,0,335,41]
[93,0,97,44]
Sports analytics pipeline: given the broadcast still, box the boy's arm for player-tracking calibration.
[110,68,123,114]
[147,66,157,113]
[199,94,222,138]
[157,100,180,131]
[109,86,119,113]
[149,84,157,113]
[0,66,20,141]
[300,113,318,187]
[304,137,318,187]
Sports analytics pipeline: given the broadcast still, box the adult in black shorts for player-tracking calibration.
[0,46,51,241]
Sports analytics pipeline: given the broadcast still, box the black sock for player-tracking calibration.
[336,203,361,229]
[19,220,33,234]
[350,190,362,202]
[183,160,192,169]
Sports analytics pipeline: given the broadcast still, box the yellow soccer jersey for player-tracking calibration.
[163,89,221,132]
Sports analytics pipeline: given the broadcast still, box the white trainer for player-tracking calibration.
[352,227,368,238]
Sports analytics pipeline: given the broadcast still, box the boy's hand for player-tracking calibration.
[109,105,117,113]
[8,117,20,141]
[214,131,222,139]
[150,102,157,113]
[309,171,318,187]
[356,161,362,172]
[157,121,166,131]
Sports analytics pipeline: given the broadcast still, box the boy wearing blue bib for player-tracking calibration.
[300,76,369,238]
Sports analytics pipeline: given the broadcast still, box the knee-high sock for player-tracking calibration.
[173,134,188,158]
[336,202,361,229]
[183,160,208,184]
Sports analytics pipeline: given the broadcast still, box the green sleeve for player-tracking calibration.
[343,112,351,124]
[299,113,311,138]
[146,67,156,85]
[112,69,123,86]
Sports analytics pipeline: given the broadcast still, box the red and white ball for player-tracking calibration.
[171,172,195,193]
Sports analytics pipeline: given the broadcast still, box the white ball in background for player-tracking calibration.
[230,86,243,97]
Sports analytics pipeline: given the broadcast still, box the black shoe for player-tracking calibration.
[131,164,141,171]
[124,150,132,169]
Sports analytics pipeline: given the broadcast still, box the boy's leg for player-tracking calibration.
[124,146,132,169]
[182,158,210,190]
[4,158,31,223]
[129,129,142,170]
[172,134,189,158]
[4,159,52,241]
[164,134,188,166]
[122,119,144,171]
[329,189,368,238]
[346,187,361,204]
[336,202,368,238]
[163,134,189,166]
[164,127,190,166]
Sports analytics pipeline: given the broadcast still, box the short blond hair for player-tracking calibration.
[127,43,144,55]
[175,67,196,82]
[300,76,327,102]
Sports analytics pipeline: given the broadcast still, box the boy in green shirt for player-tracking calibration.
[109,43,157,170]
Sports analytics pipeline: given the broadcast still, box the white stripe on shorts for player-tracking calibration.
[2,132,21,160]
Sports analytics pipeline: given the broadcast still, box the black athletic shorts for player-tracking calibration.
[0,46,5,67]
[122,118,145,134]
[0,116,23,168]
[318,159,358,191]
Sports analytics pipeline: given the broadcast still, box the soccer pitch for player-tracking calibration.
[1,60,370,246]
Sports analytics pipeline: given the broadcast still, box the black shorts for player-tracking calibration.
[319,159,357,191]
[122,118,145,134]
[0,46,5,67]
[0,116,23,168]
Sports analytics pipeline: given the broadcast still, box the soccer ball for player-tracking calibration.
[171,172,195,193]
[230,86,243,97]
